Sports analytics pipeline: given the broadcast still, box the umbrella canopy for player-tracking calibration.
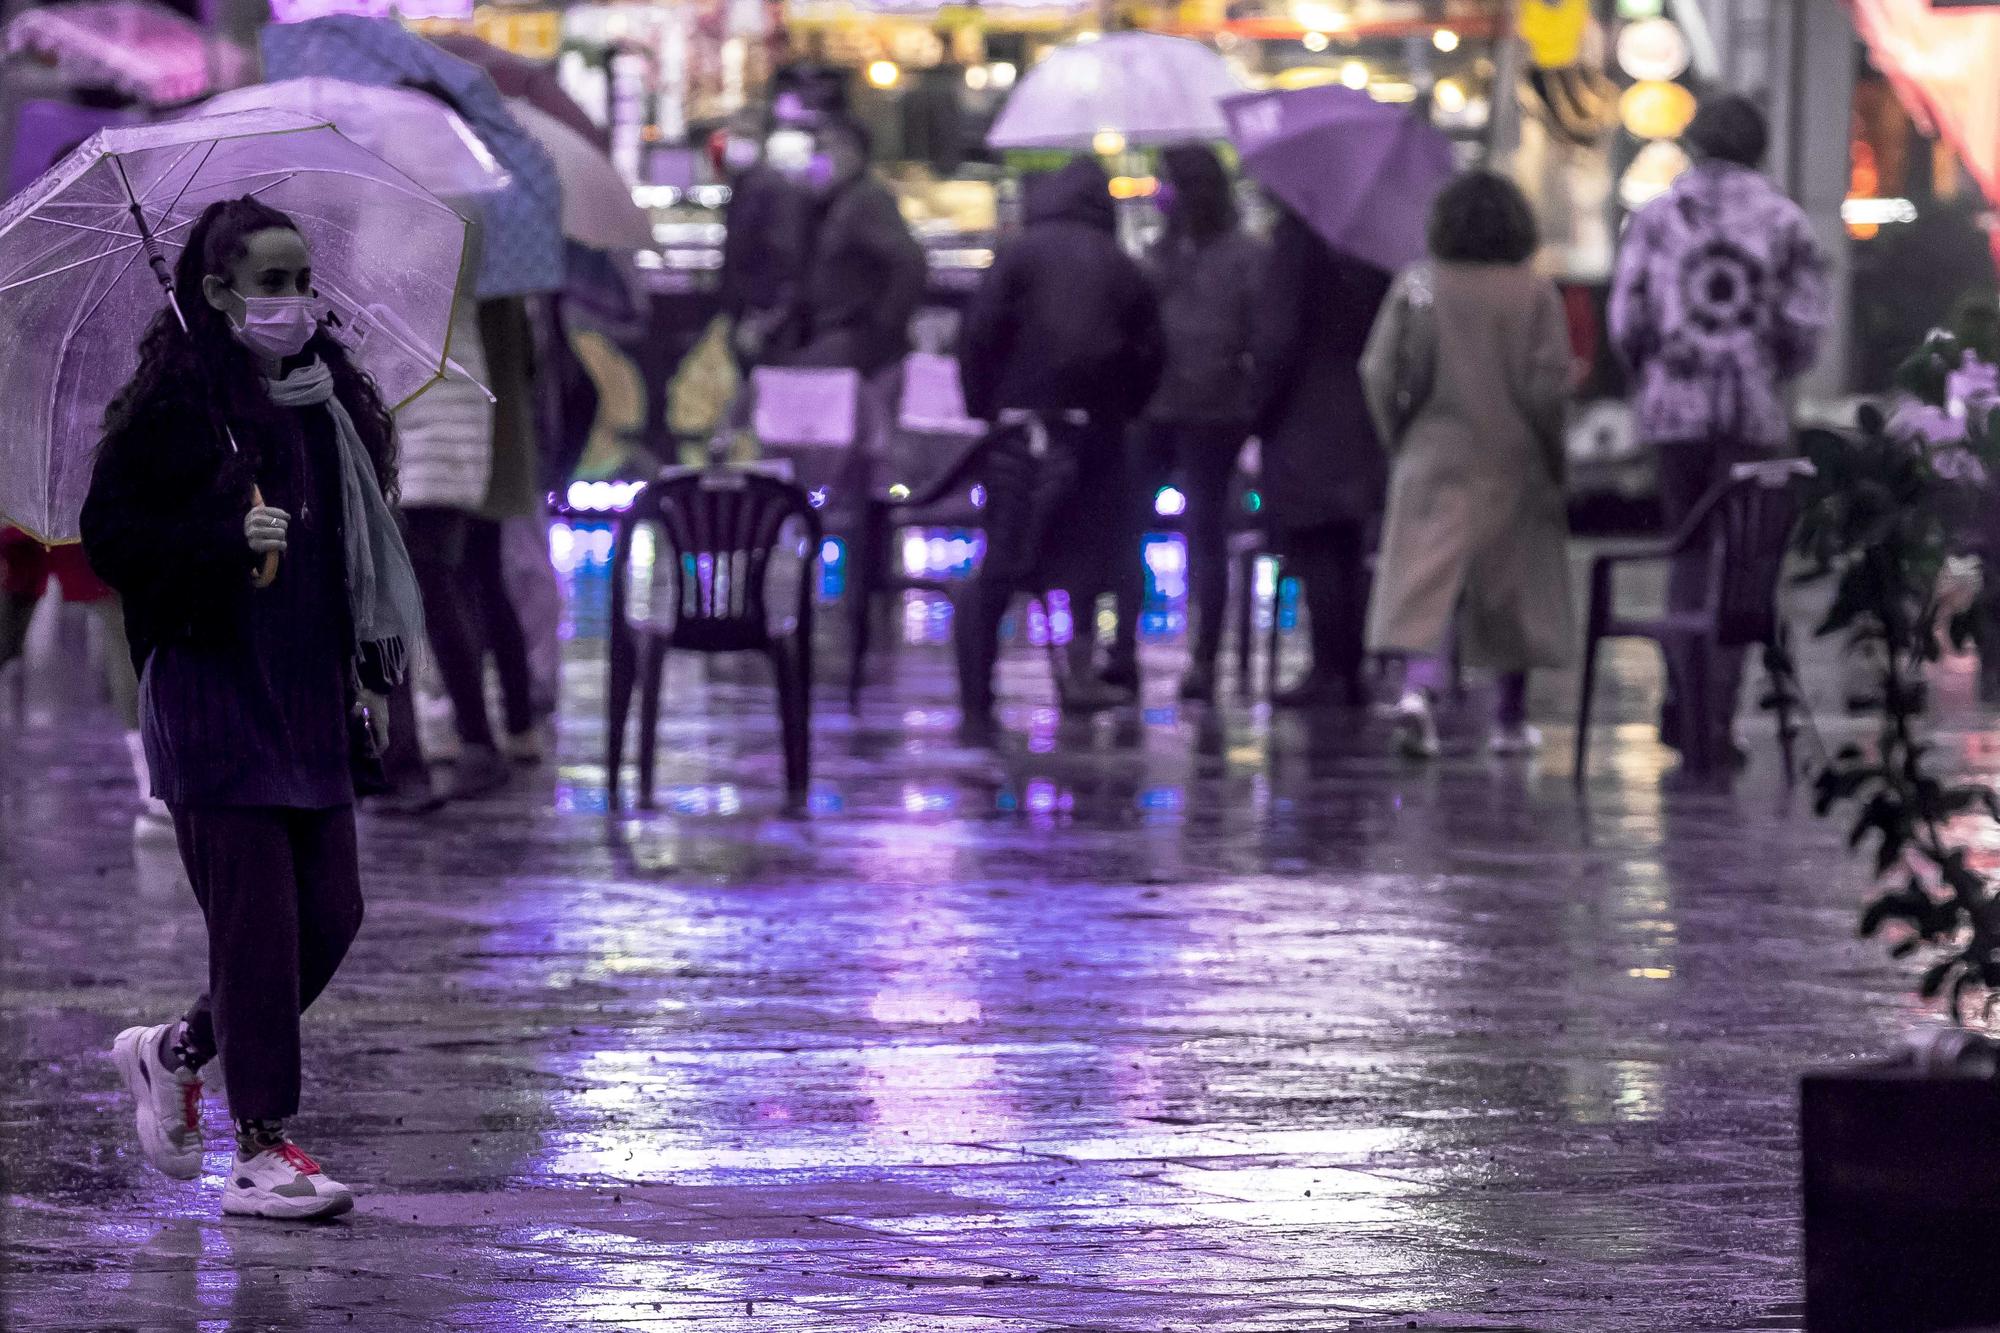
[3,0,252,106]
[191,78,512,204]
[1223,84,1456,274]
[0,110,469,543]
[505,97,650,252]
[987,32,1244,150]
[430,33,606,151]
[262,15,563,298]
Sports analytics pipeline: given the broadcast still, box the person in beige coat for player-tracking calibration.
[1360,171,1575,757]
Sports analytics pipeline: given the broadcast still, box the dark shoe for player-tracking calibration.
[1273,673,1349,710]
[440,746,510,801]
[956,711,1000,748]
[1098,658,1140,696]
[1059,679,1132,715]
[1178,662,1216,704]
[371,781,446,817]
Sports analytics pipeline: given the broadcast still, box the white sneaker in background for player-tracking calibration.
[110,1024,204,1180]
[222,1140,354,1221]
[1392,690,1441,759]
[123,731,175,841]
[1488,724,1545,756]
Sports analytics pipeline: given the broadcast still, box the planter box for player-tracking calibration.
[1802,1066,2000,1331]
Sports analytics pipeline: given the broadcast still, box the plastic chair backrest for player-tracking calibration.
[1703,459,1810,648]
[624,468,820,654]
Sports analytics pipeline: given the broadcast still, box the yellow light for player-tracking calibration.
[1434,78,1467,113]
[1108,174,1158,199]
[1294,1,1345,31]
[1340,60,1369,89]
[1302,30,1329,51]
[990,61,1018,89]
[1092,128,1127,156]
[1432,28,1460,52]
[866,60,900,89]
[965,65,990,91]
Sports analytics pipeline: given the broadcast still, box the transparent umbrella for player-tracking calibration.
[0,110,469,544]
[986,32,1245,151]
[191,78,512,204]
[3,0,252,107]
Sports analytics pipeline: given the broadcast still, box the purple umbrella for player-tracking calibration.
[1222,85,1457,274]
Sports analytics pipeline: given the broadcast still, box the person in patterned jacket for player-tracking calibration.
[1609,92,1831,768]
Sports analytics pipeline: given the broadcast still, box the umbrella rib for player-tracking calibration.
[133,143,201,207]
[25,214,142,241]
[41,234,153,534]
[157,139,220,223]
[0,241,143,296]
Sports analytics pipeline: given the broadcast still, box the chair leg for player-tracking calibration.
[773,640,811,809]
[1768,628,1803,785]
[605,617,638,811]
[1233,546,1256,699]
[1574,565,1610,786]
[848,508,883,709]
[1573,631,1603,785]
[635,635,669,809]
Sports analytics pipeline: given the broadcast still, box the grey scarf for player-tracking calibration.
[265,360,423,685]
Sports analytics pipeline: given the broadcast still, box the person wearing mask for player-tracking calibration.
[1608,93,1830,766]
[1103,144,1262,704]
[955,157,1165,742]
[716,108,811,375]
[1249,203,1394,708]
[778,114,927,383]
[82,196,422,1219]
[1361,171,1576,757]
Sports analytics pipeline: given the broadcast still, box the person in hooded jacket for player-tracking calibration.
[1250,203,1394,708]
[1104,144,1262,703]
[954,157,1164,742]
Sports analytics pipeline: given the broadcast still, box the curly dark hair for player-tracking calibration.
[1426,170,1540,265]
[1159,142,1238,246]
[103,196,398,497]
[1683,92,1768,169]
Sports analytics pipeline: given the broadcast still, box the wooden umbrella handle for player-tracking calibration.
[250,484,279,589]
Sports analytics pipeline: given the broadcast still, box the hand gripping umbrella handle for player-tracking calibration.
[250,485,279,590]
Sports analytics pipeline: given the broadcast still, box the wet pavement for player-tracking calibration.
[0,549,1965,1331]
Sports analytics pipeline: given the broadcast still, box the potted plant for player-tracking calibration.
[1787,319,2000,1332]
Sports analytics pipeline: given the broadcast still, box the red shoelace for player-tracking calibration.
[180,1080,202,1132]
[274,1142,322,1176]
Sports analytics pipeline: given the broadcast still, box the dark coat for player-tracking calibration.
[782,172,926,376]
[957,158,1164,425]
[719,163,811,323]
[1146,226,1263,425]
[1250,211,1393,535]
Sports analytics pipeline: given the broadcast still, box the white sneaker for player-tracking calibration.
[110,1024,204,1180]
[1488,724,1545,756]
[222,1140,354,1221]
[133,803,175,844]
[1392,691,1440,758]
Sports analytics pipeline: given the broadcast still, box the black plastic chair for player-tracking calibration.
[1574,457,1812,781]
[606,467,822,809]
[845,431,994,703]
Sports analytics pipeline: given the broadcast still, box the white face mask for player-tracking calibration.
[230,293,318,361]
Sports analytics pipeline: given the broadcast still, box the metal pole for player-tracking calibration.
[1485,0,1525,171]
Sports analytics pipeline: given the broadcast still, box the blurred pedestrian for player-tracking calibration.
[1103,144,1262,703]
[82,196,422,1220]
[776,114,927,463]
[716,108,812,375]
[955,157,1164,742]
[1362,171,1575,757]
[1608,93,1830,764]
[0,528,168,837]
[1249,203,1393,708]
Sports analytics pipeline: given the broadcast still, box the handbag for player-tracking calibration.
[1385,266,1438,445]
[348,666,390,798]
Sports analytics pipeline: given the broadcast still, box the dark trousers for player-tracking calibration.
[953,421,1105,718]
[404,508,536,750]
[171,804,364,1122]
[1109,421,1246,674]
[1657,438,1747,753]
[1285,519,1370,684]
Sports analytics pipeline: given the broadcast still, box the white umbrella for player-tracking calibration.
[191,77,511,204]
[505,97,652,252]
[986,32,1245,151]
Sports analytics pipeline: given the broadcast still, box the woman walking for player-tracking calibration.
[1250,202,1394,708]
[82,196,422,1219]
[1361,171,1575,756]
[1105,144,1262,702]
